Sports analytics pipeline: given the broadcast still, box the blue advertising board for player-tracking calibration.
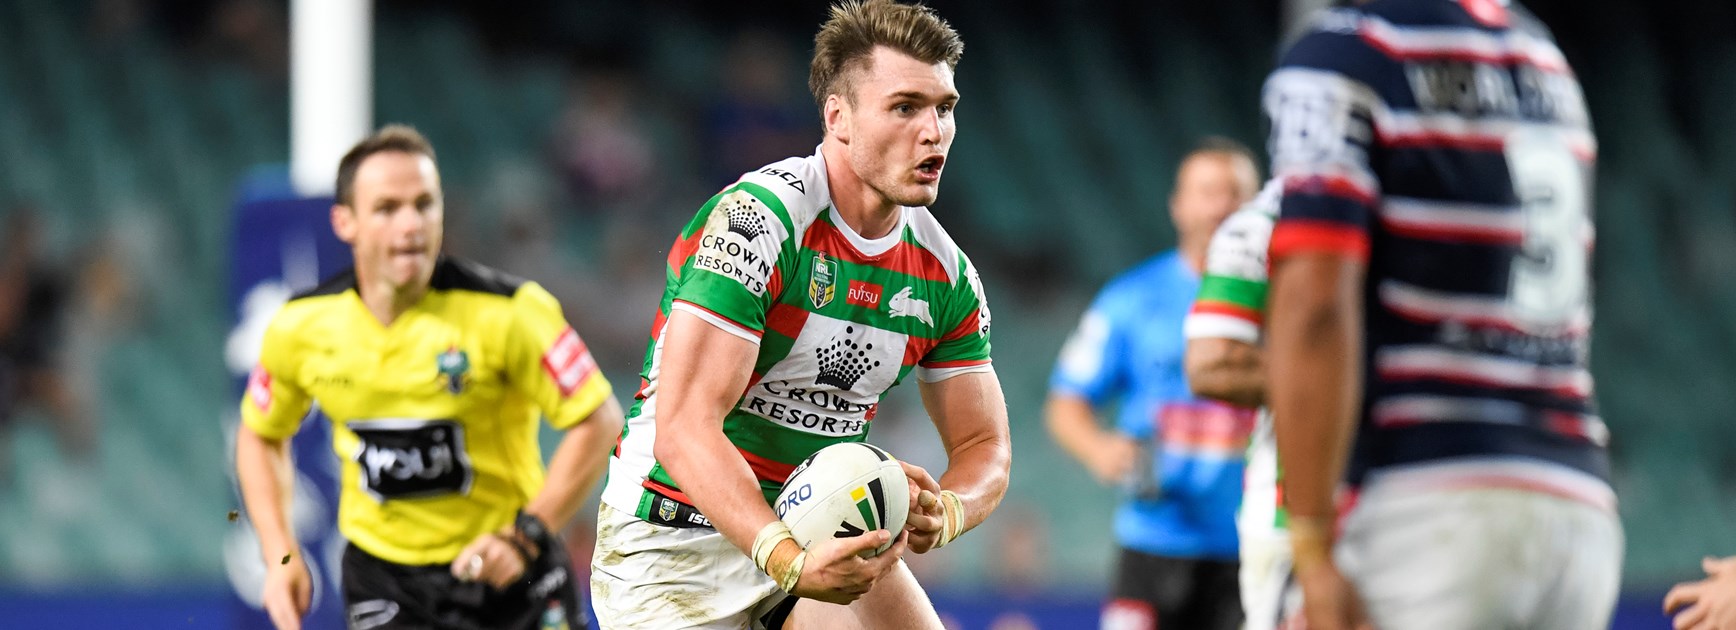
[224,184,352,630]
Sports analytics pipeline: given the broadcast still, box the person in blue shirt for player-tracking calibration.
[1046,138,1260,630]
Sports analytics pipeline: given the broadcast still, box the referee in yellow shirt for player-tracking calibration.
[235,125,625,630]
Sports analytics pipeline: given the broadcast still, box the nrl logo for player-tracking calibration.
[809,254,837,308]
[658,497,677,523]
[888,287,933,327]
[437,347,470,394]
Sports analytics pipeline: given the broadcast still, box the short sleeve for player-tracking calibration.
[1049,291,1126,406]
[1185,186,1278,344]
[239,313,314,440]
[666,182,799,344]
[1263,25,1388,263]
[917,257,993,383]
[506,283,613,430]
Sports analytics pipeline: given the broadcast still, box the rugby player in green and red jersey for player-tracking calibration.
[588,2,1009,629]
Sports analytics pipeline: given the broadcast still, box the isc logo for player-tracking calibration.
[775,483,813,517]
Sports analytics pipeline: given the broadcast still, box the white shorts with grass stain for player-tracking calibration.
[590,503,792,630]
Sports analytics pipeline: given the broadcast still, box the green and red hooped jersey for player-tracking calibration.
[601,149,993,517]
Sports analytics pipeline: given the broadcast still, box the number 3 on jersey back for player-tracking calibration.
[1505,128,1590,332]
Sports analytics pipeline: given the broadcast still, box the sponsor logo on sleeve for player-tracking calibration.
[966,267,992,337]
[726,203,768,241]
[887,286,934,327]
[541,327,597,397]
[695,192,777,295]
[247,365,273,412]
[1207,212,1273,281]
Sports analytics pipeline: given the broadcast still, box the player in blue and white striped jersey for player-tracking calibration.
[1261,1,1622,628]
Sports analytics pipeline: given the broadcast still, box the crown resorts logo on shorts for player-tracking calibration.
[437,347,470,394]
[810,253,838,308]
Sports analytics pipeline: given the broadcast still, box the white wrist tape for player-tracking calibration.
[751,521,794,574]
[933,490,966,549]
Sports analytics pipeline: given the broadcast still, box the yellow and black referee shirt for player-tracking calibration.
[240,257,612,566]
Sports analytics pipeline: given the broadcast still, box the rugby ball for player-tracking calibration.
[774,442,909,557]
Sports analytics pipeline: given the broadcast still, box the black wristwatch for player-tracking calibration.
[514,510,555,557]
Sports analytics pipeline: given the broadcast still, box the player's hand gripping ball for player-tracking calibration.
[774,442,910,557]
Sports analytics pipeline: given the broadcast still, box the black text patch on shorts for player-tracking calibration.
[349,418,473,500]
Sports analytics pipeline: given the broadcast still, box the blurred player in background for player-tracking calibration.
[1183,180,1304,630]
[1262,1,1620,628]
[589,1,1009,628]
[235,125,626,630]
[1046,138,1260,630]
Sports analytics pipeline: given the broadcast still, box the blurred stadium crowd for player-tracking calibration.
[0,0,1733,620]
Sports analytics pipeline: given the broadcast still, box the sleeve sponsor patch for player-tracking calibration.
[1264,69,1380,180]
[541,327,598,397]
[694,190,781,296]
[1204,208,1275,282]
[247,364,273,412]
[965,265,991,338]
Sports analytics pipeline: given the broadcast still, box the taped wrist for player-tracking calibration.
[1288,516,1335,572]
[752,521,806,593]
[932,490,967,549]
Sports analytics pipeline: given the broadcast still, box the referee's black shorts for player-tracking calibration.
[341,541,587,630]
[1106,547,1242,630]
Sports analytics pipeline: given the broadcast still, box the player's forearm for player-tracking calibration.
[936,431,1010,533]
[1190,367,1265,408]
[1267,255,1364,520]
[1044,394,1110,466]
[921,371,1011,534]
[652,312,776,554]
[236,426,298,563]
[653,422,780,554]
[1185,340,1265,408]
[527,397,624,530]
